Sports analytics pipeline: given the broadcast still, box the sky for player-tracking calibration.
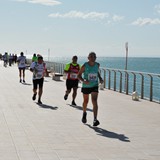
[0,0,160,57]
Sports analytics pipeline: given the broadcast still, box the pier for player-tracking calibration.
[0,61,160,160]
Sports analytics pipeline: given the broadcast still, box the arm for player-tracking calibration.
[64,63,70,73]
[77,65,85,82]
[77,65,89,84]
[64,70,70,73]
[30,62,34,72]
[25,58,27,64]
[98,72,104,83]
[97,63,104,84]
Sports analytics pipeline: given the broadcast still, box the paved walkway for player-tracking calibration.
[0,61,160,160]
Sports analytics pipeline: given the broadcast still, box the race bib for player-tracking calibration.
[70,73,78,79]
[88,73,97,81]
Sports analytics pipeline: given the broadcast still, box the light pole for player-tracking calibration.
[125,42,128,94]
[125,42,128,70]
[48,48,50,62]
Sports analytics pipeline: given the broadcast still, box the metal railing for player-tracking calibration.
[100,67,160,103]
[27,59,65,74]
[28,59,160,103]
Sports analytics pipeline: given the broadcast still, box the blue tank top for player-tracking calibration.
[82,62,99,88]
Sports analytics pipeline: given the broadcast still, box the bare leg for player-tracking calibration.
[33,89,37,94]
[38,87,43,101]
[91,92,98,120]
[22,69,25,81]
[81,94,89,123]
[91,92,100,126]
[65,89,71,95]
[64,88,71,100]
[19,69,22,81]
[72,87,77,102]
[83,94,89,112]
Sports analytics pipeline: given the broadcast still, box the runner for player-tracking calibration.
[32,53,38,62]
[30,55,46,104]
[77,52,103,126]
[3,52,8,67]
[64,55,81,106]
[17,52,26,83]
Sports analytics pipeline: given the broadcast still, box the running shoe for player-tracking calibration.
[23,80,25,83]
[93,119,100,126]
[71,101,76,106]
[38,100,42,104]
[64,94,68,100]
[82,112,87,123]
[32,93,37,100]
[19,79,22,83]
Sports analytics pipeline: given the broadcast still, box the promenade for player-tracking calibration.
[0,61,160,160]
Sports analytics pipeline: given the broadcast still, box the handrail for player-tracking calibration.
[101,67,160,103]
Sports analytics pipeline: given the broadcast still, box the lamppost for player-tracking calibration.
[125,42,128,94]
[125,42,128,70]
[48,48,50,62]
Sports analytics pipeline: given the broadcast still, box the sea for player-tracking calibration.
[28,55,160,102]
[45,56,160,74]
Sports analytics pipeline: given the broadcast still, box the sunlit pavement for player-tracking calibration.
[0,61,160,160]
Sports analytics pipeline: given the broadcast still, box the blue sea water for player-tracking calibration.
[47,56,160,74]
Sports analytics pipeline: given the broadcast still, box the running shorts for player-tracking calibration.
[66,79,79,90]
[81,86,99,94]
[33,78,44,90]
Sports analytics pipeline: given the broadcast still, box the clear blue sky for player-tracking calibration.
[0,0,160,57]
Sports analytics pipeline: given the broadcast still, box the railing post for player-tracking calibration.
[148,74,153,101]
[131,72,136,92]
[118,71,122,93]
[139,73,144,99]
[113,70,116,91]
[103,69,106,88]
[107,69,111,90]
[125,72,129,95]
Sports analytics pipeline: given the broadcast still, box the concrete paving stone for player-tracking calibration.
[37,152,60,160]
[0,151,19,160]
[17,150,40,159]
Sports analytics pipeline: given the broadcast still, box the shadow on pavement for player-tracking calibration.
[68,104,93,112]
[21,82,32,85]
[86,124,130,142]
[36,103,58,110]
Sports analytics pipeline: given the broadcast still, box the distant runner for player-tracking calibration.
[17,52,27,83]
[30,55,46,104]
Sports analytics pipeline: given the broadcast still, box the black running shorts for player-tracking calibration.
[66,79,79,90]
[33,78,44,90]
[81,86,99,94]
